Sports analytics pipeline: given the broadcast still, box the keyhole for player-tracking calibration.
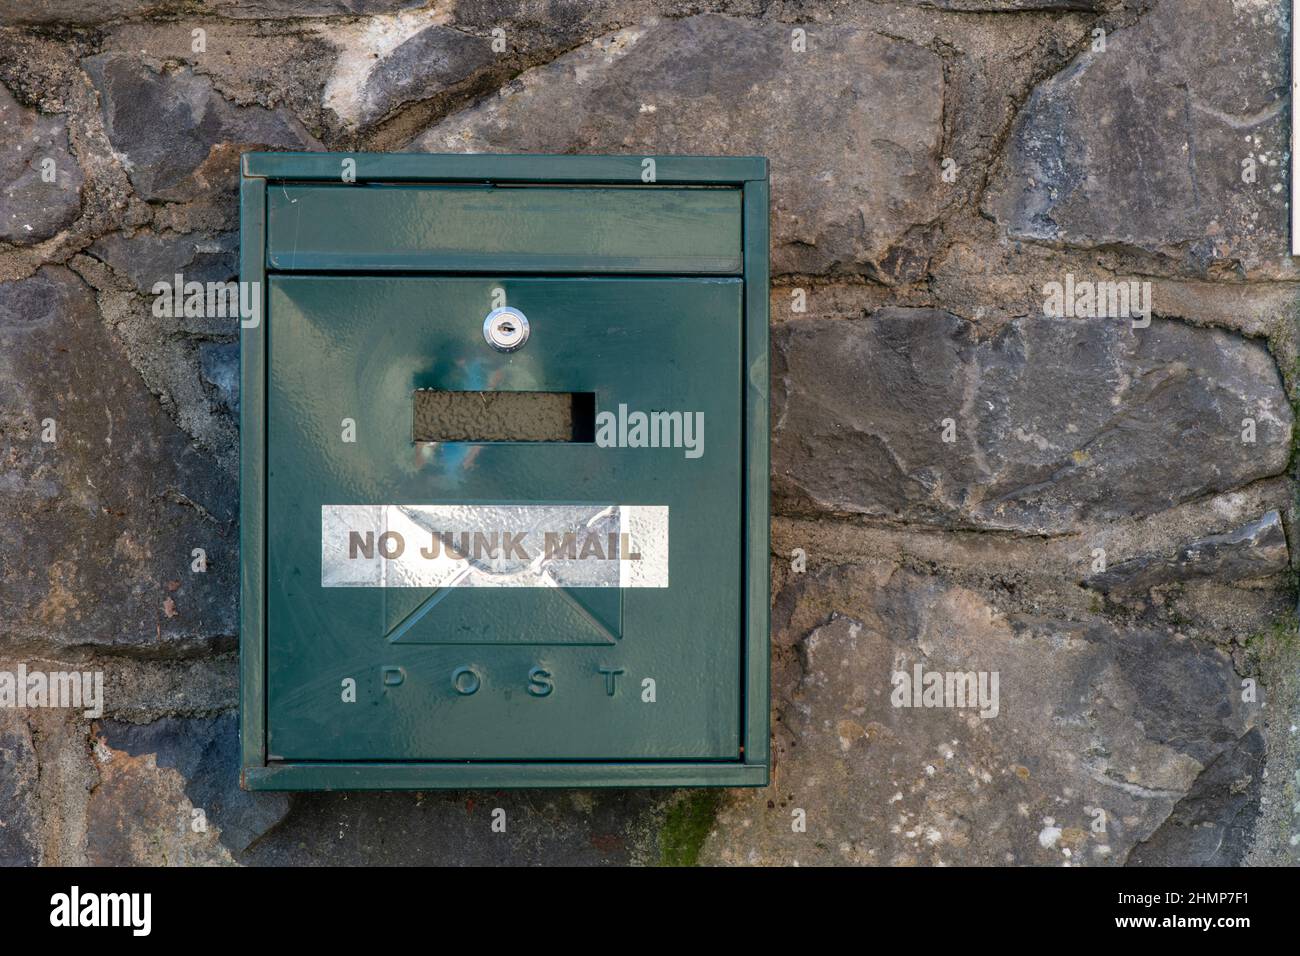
[483,307,530,352]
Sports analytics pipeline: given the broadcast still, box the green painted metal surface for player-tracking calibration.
[241,153,769,790]
[243,151,766,184]
[267,185,742,274]
[267,276,742,760]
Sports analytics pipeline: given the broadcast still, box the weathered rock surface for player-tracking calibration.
[0,713,40,866]
[89,231,237,295]
[920,0,1098,7]
[414,15,945,280]
[0,84,83,244]
[0,267,237,652]
[241,787,667,865]
[214,0,428,15]
[1126,727,1265,867]
[0,0,1294,869]
[92,20,340,141]
[0,0,184,24]
[986,0,1290,275]
[89,715,288,863]
[773,311,1292,532]
[1087,511,1290,594]
[0,0,425,24]
[771,476,1295,643]
[86,712,674,865]
[341,24,496,128]
[83,54,319,203]
[703,565,1260,866]
[199,342,239,414]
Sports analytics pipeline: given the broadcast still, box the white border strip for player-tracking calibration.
[1292,0,1299,254]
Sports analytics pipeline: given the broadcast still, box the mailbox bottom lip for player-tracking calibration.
[242,761,769,791]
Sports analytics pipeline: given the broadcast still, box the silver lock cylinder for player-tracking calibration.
[483,307,530,352]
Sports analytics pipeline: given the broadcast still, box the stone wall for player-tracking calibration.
[0,0,1296,866]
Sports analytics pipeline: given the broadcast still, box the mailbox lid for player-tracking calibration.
[266,185,743,274]
[264,275,744,761]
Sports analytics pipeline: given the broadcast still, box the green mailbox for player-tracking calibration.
[239,153,769,790]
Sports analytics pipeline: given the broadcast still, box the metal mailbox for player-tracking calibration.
[239,153,769,790]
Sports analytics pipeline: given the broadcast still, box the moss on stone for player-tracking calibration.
[1240,615,1300,859]
[658,790,723,867]
[1286,354,1300,477]
[1247,615,1300,660]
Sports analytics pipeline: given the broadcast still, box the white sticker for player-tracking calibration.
[321,504,669,588]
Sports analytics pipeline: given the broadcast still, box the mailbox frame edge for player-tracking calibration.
[239,153,770,791]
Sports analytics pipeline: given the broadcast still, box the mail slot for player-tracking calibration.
[239,153,769,790]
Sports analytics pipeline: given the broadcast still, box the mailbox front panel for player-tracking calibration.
[265,276,742,760]
[240,154,769,790]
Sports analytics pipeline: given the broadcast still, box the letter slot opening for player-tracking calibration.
[412,390,596,443]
